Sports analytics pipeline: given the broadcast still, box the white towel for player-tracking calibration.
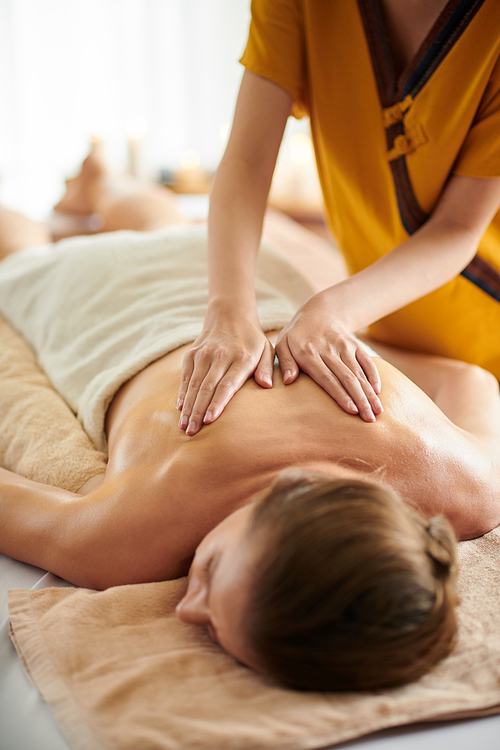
[0,226,313,450]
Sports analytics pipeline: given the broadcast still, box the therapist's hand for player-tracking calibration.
[275,291,383,422]
[177,305,274,436]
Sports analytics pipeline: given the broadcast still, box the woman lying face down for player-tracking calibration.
[176,470,458,692]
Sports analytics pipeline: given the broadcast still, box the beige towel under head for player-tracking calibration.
[8,526,500,750]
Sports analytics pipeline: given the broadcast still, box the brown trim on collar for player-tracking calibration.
[461,255,500,303]
[357,0,487,235]
[357,0,486,106]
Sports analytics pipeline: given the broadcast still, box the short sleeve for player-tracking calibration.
[240,0,308,118]
[453,56,500,178]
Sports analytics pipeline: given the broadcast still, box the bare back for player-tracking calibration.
[97,334,492,581]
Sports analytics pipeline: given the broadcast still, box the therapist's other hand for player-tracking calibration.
[275,293,383,422]
[177,306,274,436]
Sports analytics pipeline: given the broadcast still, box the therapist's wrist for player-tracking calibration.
[206,294,259,322]
[313,284,365,335]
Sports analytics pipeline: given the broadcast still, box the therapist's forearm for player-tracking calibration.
[207,155,273,315]
[319,217,480,333]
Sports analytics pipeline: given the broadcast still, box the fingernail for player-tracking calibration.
[374,398,383,413]
[374,383,381,394]
[365,410,376,422]
[203,411,213,424]
[348,401,358,413]
[262,374,272,387]
[283,370,292,383]
[186,420,196,435]
[179,415,189,429]
[176,398,184,410]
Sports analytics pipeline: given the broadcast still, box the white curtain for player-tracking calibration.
[0,0,254,218]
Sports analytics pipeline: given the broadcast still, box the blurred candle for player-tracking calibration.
[127,119,148,177]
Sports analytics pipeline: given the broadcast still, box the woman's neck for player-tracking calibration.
[379,0,451,77]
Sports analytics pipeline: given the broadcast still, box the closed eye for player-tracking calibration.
[203,555,215,576]
[204,553,221,642]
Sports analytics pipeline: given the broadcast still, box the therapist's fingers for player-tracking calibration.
[329,354,383,421]
[306,355,367,416]
[334,342,383,411]
[186,339,275,435]
[178,325,277,435]
[177,351,195,411]
[355,346,381,395]
[178,357,215,432]
[186,359,256,435]
[275,330,382,421]
[274,337,299,385]
[253,337,275,388]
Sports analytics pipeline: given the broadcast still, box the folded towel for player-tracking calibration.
[8,527,500,750]
[0,226,313,450]
[0,313,106,492]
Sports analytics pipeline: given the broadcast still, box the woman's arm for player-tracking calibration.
[0,466,191,589]
[0,467,79,574]
[176,71,290,436]
[275,173,500,418]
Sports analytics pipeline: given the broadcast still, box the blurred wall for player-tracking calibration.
[0,0,253,217]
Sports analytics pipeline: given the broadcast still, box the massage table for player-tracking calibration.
[1,209,499,750]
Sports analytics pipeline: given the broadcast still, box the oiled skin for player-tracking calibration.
[89,337,496,586]
[1,333,499,590]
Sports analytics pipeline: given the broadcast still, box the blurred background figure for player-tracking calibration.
[0,0,323,227]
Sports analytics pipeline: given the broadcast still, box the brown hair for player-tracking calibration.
[245,471,458,692]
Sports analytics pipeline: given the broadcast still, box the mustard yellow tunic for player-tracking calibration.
[241,0,500,378]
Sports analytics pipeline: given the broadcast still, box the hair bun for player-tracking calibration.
[425,516,457,581]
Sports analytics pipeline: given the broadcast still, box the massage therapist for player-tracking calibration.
[177,0,500,437]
